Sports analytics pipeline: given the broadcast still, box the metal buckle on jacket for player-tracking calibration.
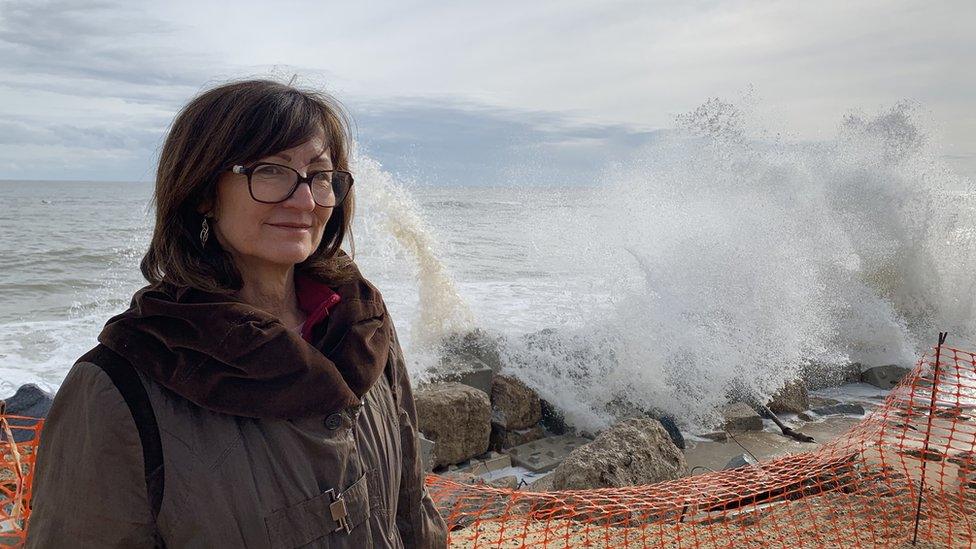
[327,489,352,534]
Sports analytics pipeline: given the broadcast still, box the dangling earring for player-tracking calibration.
[200,217,210,247]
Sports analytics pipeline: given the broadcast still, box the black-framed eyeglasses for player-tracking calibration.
[229,162,354,208]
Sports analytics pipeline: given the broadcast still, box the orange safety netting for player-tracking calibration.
[2,343,974,547]
[0,416,42,547]
[427,342,976,548]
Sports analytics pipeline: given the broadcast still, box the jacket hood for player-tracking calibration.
[97,260,391,419]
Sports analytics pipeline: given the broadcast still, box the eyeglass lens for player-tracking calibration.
[250,164,351,207]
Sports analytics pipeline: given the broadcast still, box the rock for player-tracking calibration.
[657,416,685,449]
[724,453,759,470]
[579,430,599,440]
[527,472,555,492]
[811,403,865,416]
[801,362,862,390]
[440,329,504,373]
[808,396,841,408]
[490,423,545,451]
[551,418,687,490]
[0,384,53,443]
[699,431,729,442]
[1,384,53,417]
[603,397,686,449]
[540,399,569,435]
[722,402,763,432]
[414,382,491,468]
[507,434,591,473]
[861,365,911,389]
[490,375,542,430]
[767,380,809,414]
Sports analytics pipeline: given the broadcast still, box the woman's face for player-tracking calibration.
[210,133,334,275]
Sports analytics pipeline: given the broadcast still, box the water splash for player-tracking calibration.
[351,155,474,376]
[499,100,976,432]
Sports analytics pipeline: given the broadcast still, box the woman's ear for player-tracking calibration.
[197,198,213,216]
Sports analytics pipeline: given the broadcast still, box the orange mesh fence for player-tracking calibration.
[426,343,976,548]
[2,344,974,547]
[0,416,42,547]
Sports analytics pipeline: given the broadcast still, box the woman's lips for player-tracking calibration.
[268,223,312,232]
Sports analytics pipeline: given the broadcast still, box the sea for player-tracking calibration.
[2,103,974,431]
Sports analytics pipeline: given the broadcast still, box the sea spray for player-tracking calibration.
[351,155,474,377]
[498,99,976,432]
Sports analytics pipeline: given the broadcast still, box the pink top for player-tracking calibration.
[294,274,342,342]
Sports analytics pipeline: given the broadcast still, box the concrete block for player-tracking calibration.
[861,365,911,389]
[722,402,763,432]
[431,357,494,395]
[506,434,591,473]
[456,453,512,475]
[418,433,435,474]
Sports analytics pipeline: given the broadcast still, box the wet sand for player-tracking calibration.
[683,415,863,474]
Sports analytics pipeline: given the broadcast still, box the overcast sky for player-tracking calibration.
[1,0,973,183]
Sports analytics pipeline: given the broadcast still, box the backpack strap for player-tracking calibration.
[78,345,166,531]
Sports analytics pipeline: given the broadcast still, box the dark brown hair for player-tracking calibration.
[141,79,356,292]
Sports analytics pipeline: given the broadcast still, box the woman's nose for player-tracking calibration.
[284,180,317,210]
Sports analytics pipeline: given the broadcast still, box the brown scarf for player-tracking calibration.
[97,261,391,419]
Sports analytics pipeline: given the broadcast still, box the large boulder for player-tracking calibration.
[1,384,54,443]
[767,380,809,414]
[550,418,687,490]
[490,374,542,430]
[440,329,504,373]
[540,399,569,435]
[603,397,686,449]
[414,382,491,468]
[801,362,862,390]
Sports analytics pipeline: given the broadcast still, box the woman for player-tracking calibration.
[26,80,448,548]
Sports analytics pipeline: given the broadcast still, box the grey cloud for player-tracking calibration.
[351,98,661,186]
[0,118,161,149]
[0,0,215,95]
[0,93,661,184]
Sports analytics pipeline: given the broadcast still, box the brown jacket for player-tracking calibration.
[25,269,447,548]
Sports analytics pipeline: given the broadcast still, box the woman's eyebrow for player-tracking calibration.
[267,152,331,165]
